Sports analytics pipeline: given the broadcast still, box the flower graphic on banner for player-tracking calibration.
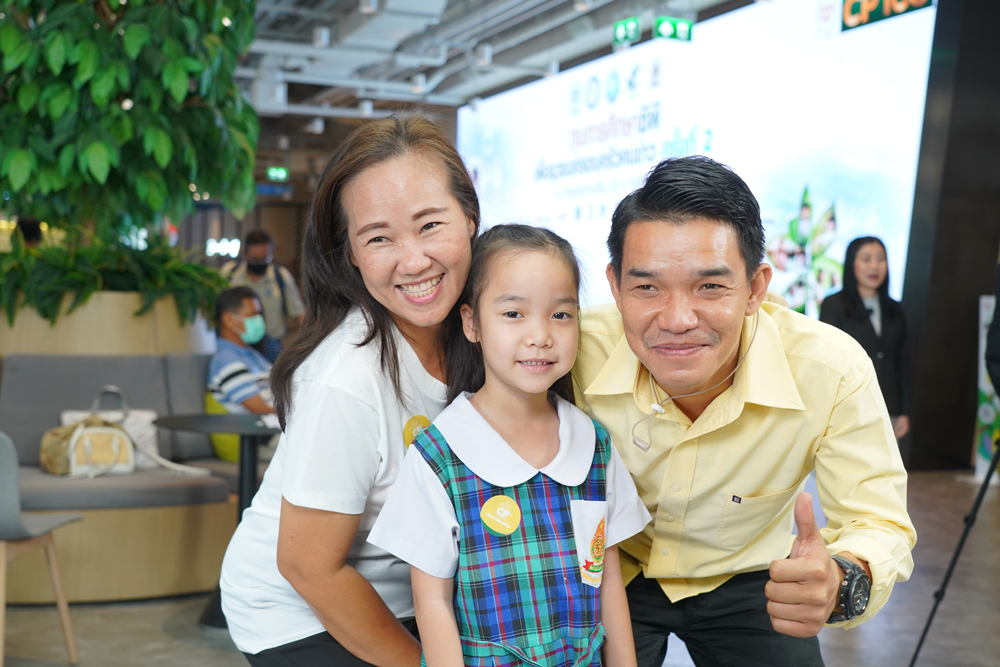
[765,187,843,317]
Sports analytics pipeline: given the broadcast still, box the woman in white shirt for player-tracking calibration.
[220,115,480,667]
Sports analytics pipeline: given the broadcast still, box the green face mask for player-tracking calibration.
[239,314,267,345]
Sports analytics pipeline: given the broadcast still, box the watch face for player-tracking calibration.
[849,576,871,615]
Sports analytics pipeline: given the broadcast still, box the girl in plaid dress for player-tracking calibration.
[370,225,650,666]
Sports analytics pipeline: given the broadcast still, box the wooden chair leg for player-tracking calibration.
[1,540,8,667]
[42,535,79,665]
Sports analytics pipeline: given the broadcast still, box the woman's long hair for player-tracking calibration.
[841,236,900,322]
[271,115,480,429]
[446,224,582,406]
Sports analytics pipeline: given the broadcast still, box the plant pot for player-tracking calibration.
[0,292,216,356]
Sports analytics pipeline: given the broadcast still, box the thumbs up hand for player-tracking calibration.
[764,492,842,637]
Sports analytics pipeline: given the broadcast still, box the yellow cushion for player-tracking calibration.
[205,393,241,462]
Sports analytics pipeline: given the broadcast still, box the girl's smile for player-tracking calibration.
[462,249,579,402]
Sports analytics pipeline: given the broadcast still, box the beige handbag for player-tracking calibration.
[40,415,136,478]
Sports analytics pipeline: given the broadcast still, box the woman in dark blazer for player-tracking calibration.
[820,236,910,438]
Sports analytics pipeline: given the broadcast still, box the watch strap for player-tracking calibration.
[827,555,869,623]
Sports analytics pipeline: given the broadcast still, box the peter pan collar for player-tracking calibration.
[432,392,596,488]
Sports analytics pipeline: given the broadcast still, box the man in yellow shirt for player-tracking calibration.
[574,156,915,666]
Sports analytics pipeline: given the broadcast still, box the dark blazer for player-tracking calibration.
[986,265,1000,389]
[820,291,910,416]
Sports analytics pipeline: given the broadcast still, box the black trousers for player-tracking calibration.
[244,618,419,667]
[627,570,825,667]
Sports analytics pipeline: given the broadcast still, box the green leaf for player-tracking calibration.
[0,24,21,56]
[72,40,98,88]
[180,57,204,73]
[8,149,35,192]
[115,61,130,89]
[58,144,76,177]
[48,85,73,120]
[90,68,117,107]
[45,32,67,75]
[28,135,56,164]
[142,126,161,156]
[86,143,111,184]
[181,17,199,44]
[4,42,33,73]
[144,170,166,210]
[17,82,41,113]
[110,113,134,144]
[123,25,150,60]
[162,61,188,104]
[154,131,173,169]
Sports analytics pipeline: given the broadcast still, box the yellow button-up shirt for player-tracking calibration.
[574,298,916,628]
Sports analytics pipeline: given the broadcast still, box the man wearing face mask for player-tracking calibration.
[209,287,275,415]
[222,229,305,362]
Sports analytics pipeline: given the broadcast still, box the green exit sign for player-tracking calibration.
[654,16,693,41]
[266,166,289,182]
[613,16,641,45]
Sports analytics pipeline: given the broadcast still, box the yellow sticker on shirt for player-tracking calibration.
[402,415,431,448]
[481,495,522,537]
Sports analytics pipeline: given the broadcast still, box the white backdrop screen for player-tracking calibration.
[457,0,937,311]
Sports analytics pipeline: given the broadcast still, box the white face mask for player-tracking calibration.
[630,312,760,452]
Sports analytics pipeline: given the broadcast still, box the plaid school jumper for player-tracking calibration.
[413,421,613,667]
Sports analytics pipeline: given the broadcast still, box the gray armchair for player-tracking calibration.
[0,430,80,666]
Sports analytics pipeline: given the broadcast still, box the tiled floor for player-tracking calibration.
[5,471,999,667]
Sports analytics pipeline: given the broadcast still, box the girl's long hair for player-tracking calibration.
[841,236,901,322]
[446,224,582,406]
[271,115,480,429]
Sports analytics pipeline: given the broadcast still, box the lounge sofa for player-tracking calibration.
[0,352,265,603]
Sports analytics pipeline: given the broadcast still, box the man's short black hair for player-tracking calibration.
[215,286,260,329]
[244,229,274,249]
[608,156,765,281]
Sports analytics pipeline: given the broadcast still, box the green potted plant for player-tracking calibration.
[0,0,258,351]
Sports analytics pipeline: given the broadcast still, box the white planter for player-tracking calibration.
[0,292,216,356]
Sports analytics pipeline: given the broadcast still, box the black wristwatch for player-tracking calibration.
[827,555,871,623]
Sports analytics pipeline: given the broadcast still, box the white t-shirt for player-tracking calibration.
[369,393,651,582]
[220,308,447,654]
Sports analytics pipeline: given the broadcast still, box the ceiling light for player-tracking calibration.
[305,117,325,134]
[475,43,493,67]
[574,0,592,10]
[313,26,330,48]
[359,0,378,15]
[545,60,559,77]
[359,99,374,118]
[411,73,427,94]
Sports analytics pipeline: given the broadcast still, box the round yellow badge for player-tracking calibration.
[480,495,522,537]
[402,415,431,448]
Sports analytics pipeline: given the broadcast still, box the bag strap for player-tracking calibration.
[67,425,130,480]
[90,385,131,422]
[274,264,289,318]
[131,435,211,477]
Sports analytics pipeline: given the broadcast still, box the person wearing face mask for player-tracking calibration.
[820,237,910,439]
[222,229,306,362]
[209,286,275,415]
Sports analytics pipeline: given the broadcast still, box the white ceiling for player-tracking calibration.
[239,0,746,121]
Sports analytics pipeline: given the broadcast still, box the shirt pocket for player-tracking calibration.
[718,483,800,549]
[569,499,608,588]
